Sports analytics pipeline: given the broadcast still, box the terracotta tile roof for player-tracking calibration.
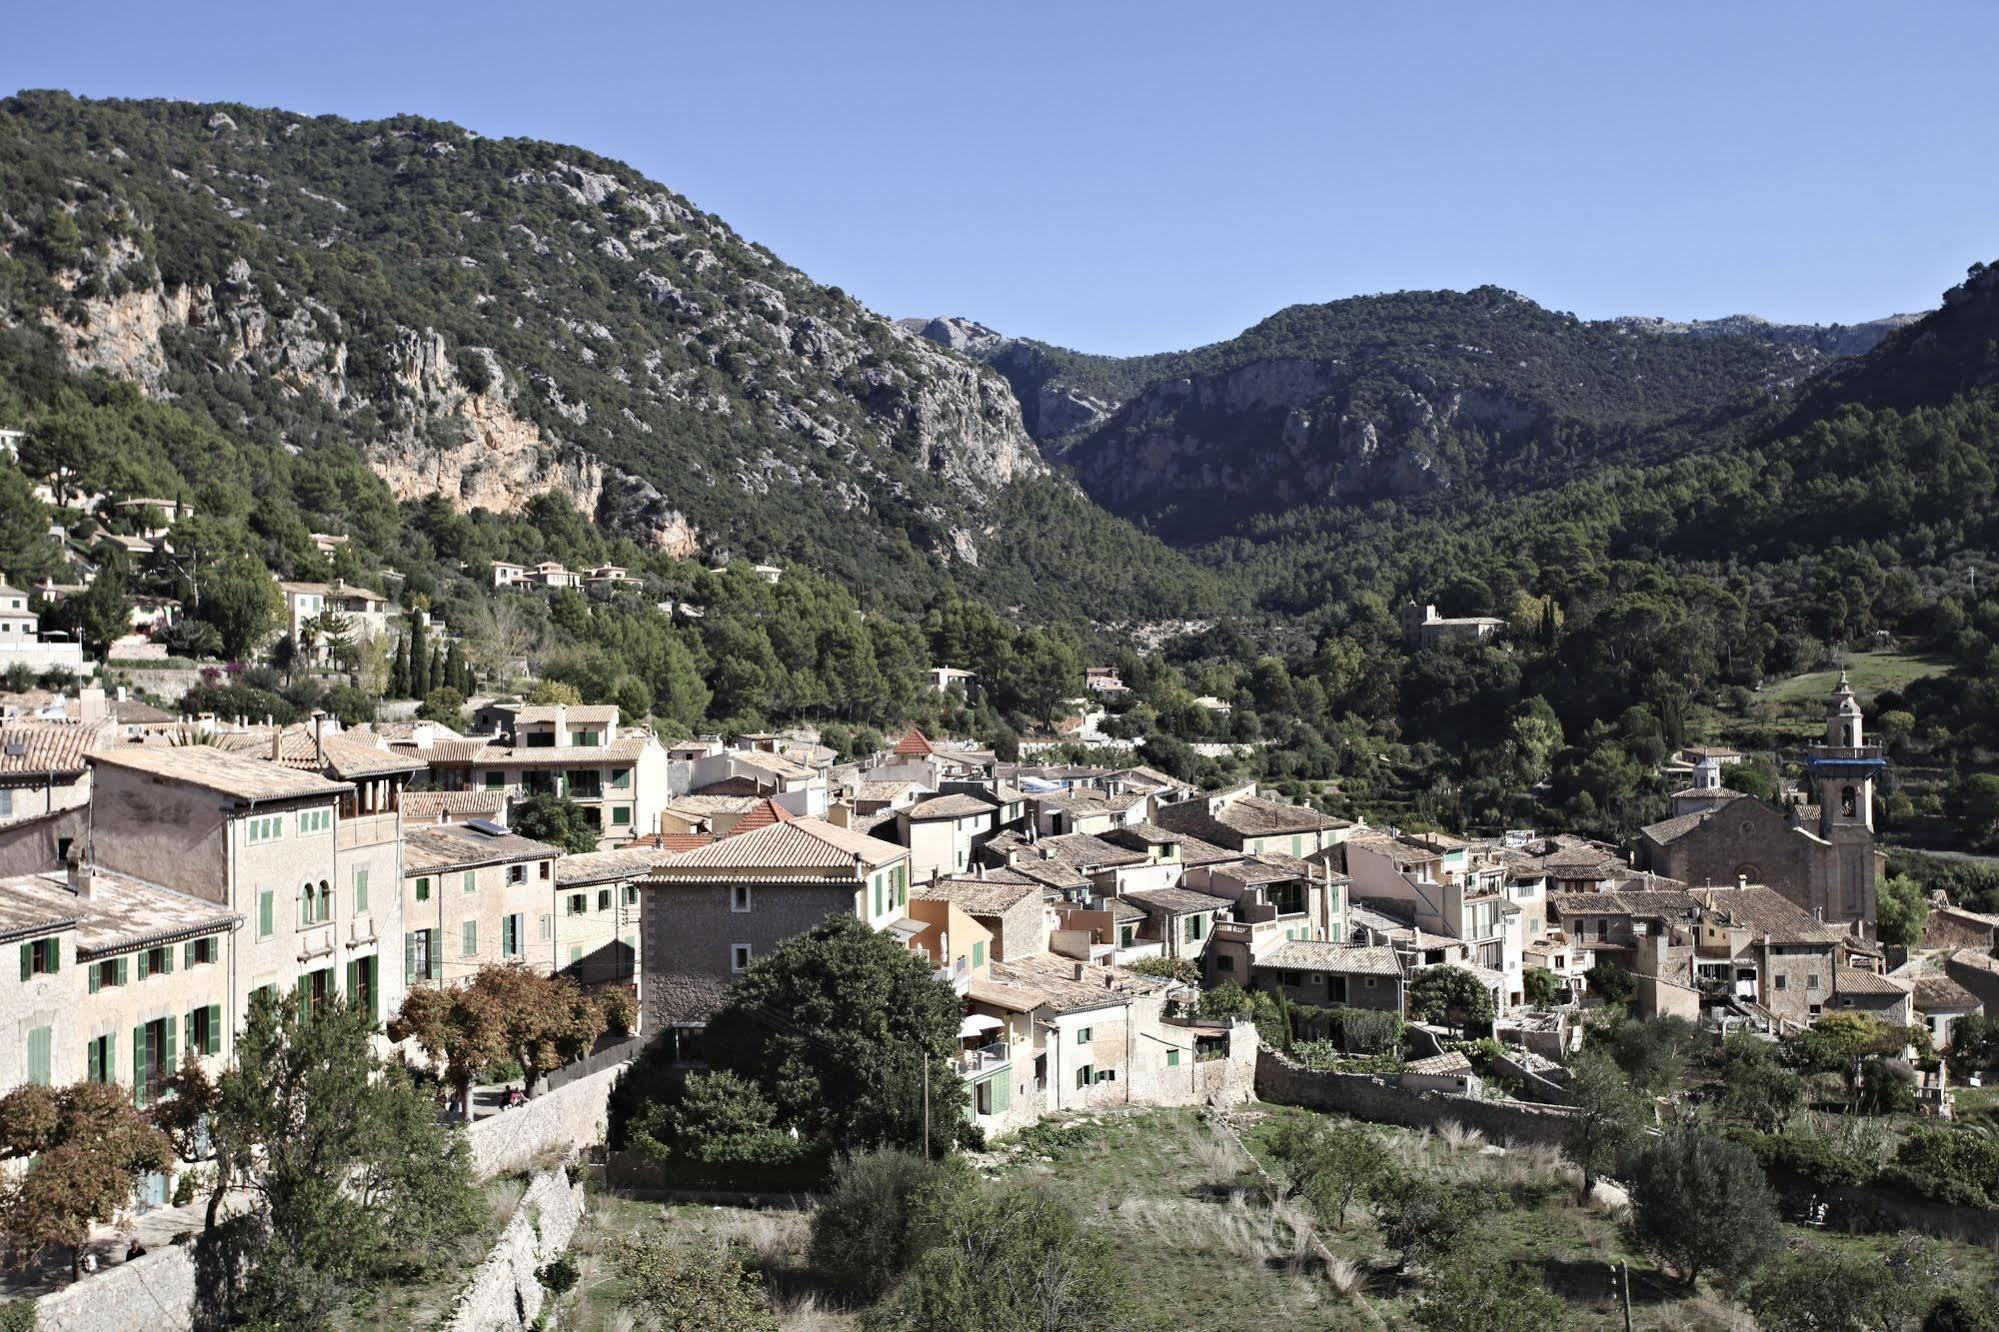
[1254,941,1401,976]
[916,876,1045,915]
[1034,832,1148,870]
[893,728,934,758]
[515,705,620,725]
[729,799,796,835]
[990,954,1168,1014]
[664,794,762,816]
[1106,822,1240,867]
[648,816,907,875]
[1157,793,1349,841]
[729,750,815,781]
[856,780,921,803]
[401,789,507,821]
[1833,967,1912,997]
[214,726,428,779]
[1123,886,1232,916]
[91,744,350,801]
[1550,890,1701,920]
[631,832,719,855]
[0,721,106,776]
[421,734,654,767]
[402,824,560,872]
[906,793,996,821]
[0,867,238,956]
[554,846,670,886]
[1912,975,1981,1012]
[1403,1051,1474,1076]
[967,975,1047,1012]
[1686,885,1845,945]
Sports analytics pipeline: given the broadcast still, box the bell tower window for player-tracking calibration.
[1840,786,1858,818]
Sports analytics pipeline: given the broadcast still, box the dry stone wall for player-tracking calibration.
[443,1166,586,1332]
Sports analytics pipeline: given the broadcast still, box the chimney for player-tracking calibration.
[312,710,326,768]
[271,725,283,762]
[67,852,92,900]
[1073,960,1087,981]
[1737,873,1748,890]
[553,703,568,748]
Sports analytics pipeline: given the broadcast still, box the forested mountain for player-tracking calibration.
[919,290,1913,540]
[0,91,1222,622]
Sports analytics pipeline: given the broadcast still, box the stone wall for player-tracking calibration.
[30,1244,197,1332]
[466,1060,625,1178]
[443,1165,586,1332]
[1255,1047,1582,1147]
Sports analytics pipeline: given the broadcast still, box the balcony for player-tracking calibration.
[337,811,400,850]
[953,1041,1009,1078]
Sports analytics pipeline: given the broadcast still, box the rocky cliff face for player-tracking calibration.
[3,94,1042,567]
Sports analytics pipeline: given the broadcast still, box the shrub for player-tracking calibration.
[1586,960,1636,1007]
[1886,1128,1999,1210]
[809,1149,969,1303]
[536,1255,579,1295]
[1628,1126,1782,1285]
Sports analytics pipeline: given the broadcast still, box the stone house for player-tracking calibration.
[550,846,660,989]
[1154,785,1355,857]
[914,873,1051,963]
[1,860,237,1101]
[1121,885,1231,962]
[1344,831,1522,1004]
[0,719,102,828]
[399,823,562,991]
[422,703,669,847]
[1244,940,1405,1012]
[86,746,395,1034]
[637,807,911,1050]
[897,793,998,880]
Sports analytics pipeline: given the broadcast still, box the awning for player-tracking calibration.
[959,1014,1004,1036]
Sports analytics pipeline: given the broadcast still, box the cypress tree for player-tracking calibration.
[390,635,409,698]
[407,613,428,700]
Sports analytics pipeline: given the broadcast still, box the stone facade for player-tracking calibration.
[1255,1047,1581,1147]
[464,1060,625,1179]
[639,878,858,1029]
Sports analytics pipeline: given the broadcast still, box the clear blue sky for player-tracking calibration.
[7,2,1997,355]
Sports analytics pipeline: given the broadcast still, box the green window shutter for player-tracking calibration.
[116,956,127,986]
[1168,1048,1181,1067]
[132,1026,146,1104]
[161,946,173,975]
[18,942,29,981]
[991,1075,1010,1113]
[47,940,57,975]
[163,1015,176,1072]
[570,944,582,966]
[184,940,195,970]
[405,932,418,983]
[463,870,476,894]
[89,962,100,995]
[87,1038,101,1084]
[345,959,357,1005]
[259,890,273,937]
[972,941,985,968]
[355,869,369,913]
[462,920,476,956]
[296,976,312,1021]
[137,950,150,981]
[208,1005,222,1055]
[27,1027,50,1085]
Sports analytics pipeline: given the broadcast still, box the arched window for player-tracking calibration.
[1734,863,1760,886]
[300,882,316,925]
[318,880,333,922]
[1840,786,1858,818]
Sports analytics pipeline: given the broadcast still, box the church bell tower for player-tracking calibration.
[1804,672,1885,924]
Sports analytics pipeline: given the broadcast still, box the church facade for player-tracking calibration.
[1635,675,1884,929]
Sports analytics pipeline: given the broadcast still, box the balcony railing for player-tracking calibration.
[953,1041,1009,1077]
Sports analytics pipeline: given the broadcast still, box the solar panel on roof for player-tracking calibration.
[466,819,509,837]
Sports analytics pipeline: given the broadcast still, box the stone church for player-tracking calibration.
[1636,675,1884,929]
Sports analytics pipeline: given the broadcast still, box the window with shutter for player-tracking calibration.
[259,890,274,938]
[416,877,431,902]
[26,1026,51,1085]
[354,869,369,914]
[462,920,477,956]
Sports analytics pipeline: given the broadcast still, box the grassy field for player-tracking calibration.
[1761,650,1949,704]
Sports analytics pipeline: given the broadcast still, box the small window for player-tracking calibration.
[353,868,369,914]
[1075,1064,1094,1089]
[598,889,611,912]
[611,806,632,826]
[415,877,432,902]
[1217,954,1234,971]
[1775,975,1788,991]
[462,870,476,895]
[1076,1027,1092,1045]
[1096,1069,1116,1083]
[731,884,753,913]
[1166,1048,1181,1068]
[624,884,639,907]
[539,861,552,880]
[539,914,553,941]
[568,893,587,916]
[972,940,985,969]
[1806,974,1820,990]
[506,864,526,886]
[730,944,752,974]
[462,920,477,957]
